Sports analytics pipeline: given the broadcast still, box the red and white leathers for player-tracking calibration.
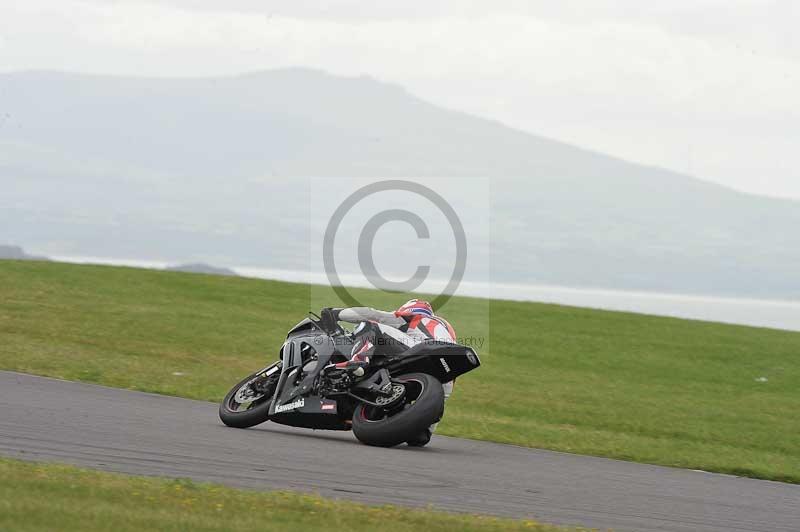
[335,305,457,404]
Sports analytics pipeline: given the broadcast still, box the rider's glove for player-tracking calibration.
[320,307,341,334]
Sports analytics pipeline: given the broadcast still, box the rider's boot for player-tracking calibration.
[332,359,369,377]
[328,338,374,378]
[406,428,432,447]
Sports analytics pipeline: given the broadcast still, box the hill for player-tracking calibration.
[1,69,798,298]
[165,263,238,276]
[0,245,48,261]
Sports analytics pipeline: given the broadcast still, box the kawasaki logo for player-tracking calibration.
[275,398,305,413]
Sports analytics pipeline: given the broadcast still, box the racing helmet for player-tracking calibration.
[395,299,434,318]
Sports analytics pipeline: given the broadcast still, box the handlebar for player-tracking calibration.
[308,311,347,337]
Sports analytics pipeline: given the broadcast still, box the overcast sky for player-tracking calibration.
[2,1,798,199]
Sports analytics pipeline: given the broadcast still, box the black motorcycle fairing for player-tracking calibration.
[286,318,318,337]
[381,341,481,382]
[263,322,480,431]
[269,394,354,430]
[268,330,353,418]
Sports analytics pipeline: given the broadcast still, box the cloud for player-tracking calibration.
[1,0,798,198]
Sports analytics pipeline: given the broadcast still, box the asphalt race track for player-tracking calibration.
[1,371,798,531]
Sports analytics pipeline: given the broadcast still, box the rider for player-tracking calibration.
[320,299,456,444]
[321,299,456,368]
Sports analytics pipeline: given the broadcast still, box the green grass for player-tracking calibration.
[0,458,573,532]
[1,260,799,482]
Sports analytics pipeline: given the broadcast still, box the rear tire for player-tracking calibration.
[352,373,444,447]
[219,367,278,429]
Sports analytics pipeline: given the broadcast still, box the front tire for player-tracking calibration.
[219,366,279,429]
[352,373,444,447]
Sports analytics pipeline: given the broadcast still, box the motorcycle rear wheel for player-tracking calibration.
[352,372,444,447]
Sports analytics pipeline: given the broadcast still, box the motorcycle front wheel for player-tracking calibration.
[219,364,280,429]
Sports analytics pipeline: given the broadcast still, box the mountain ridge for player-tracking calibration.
[0,68,797,299]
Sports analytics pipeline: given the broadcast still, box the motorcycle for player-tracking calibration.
[219,312,481,447]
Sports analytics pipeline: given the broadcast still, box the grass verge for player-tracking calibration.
[0,458,575,532]
[1,260,799,482]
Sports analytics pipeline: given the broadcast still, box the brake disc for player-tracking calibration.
[234,384,262,404]
[234,375,273,404]
[374,383,406,407]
